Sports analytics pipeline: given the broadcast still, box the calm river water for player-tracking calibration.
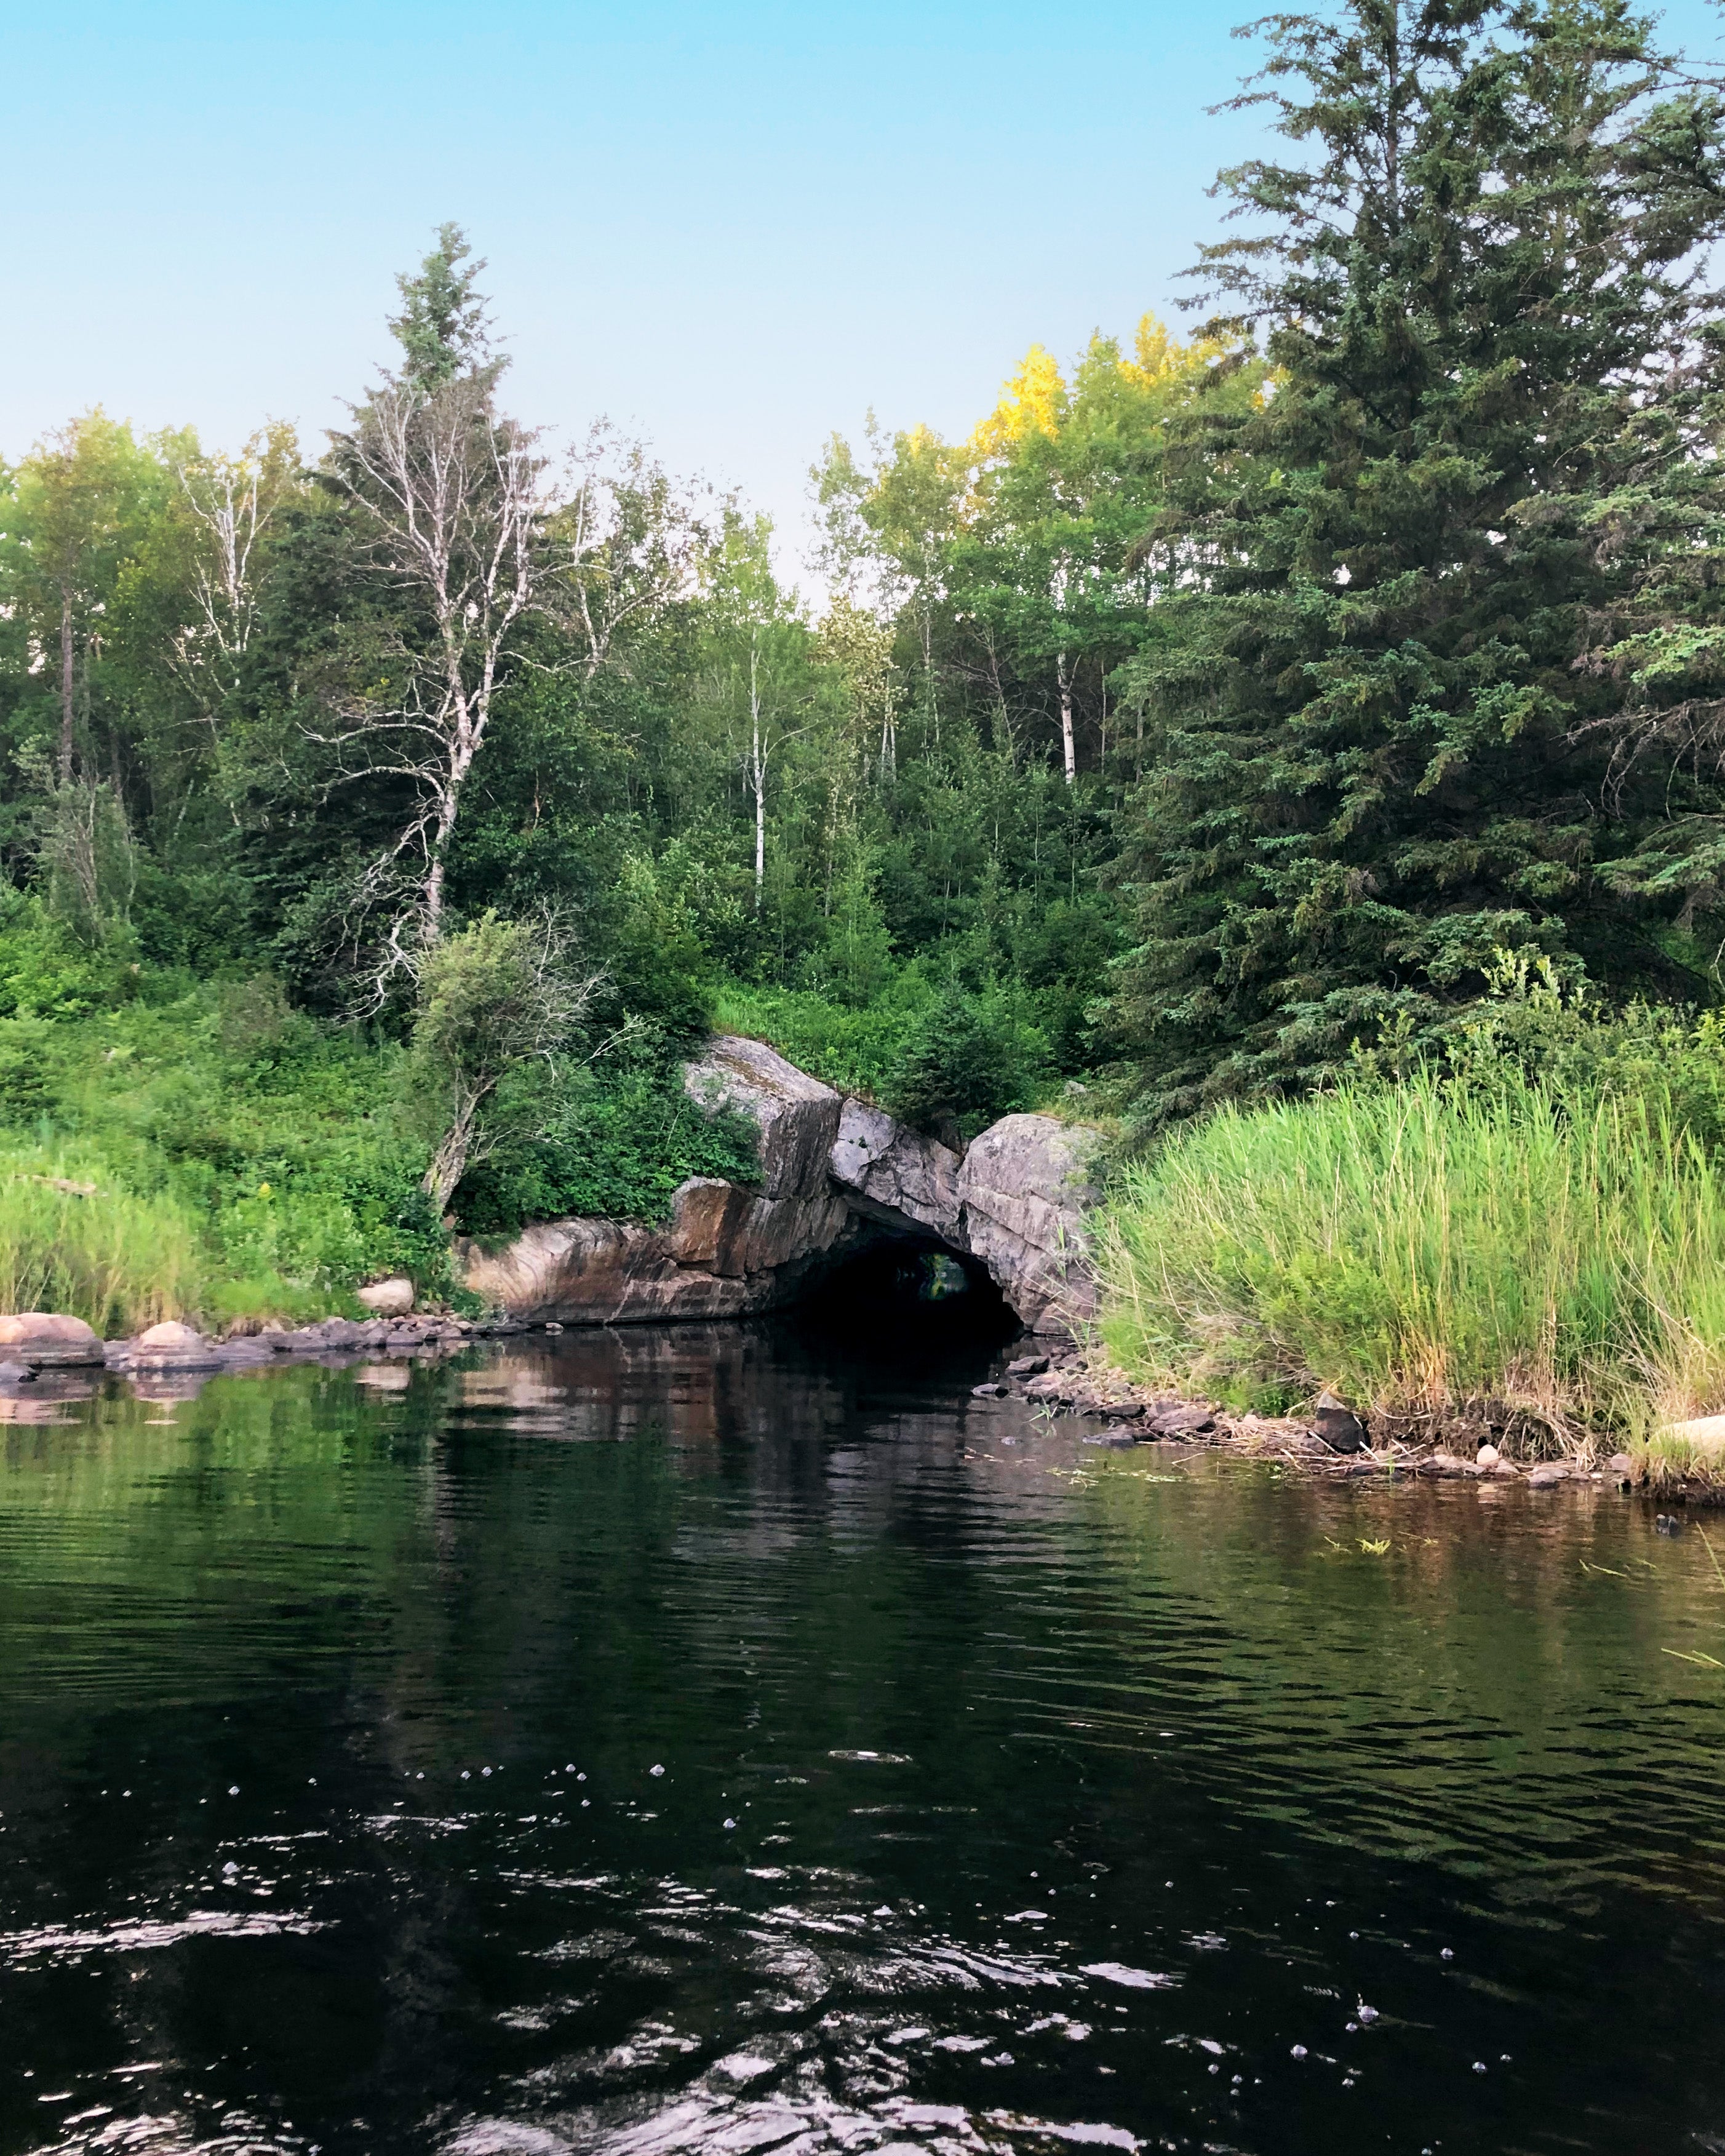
[1,1317,1723,2156]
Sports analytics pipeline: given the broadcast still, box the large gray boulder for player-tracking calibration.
[357,1276,415,1317]
[829,1098,963,1240]
[0,1312,106,1368]
[126,1320,223,1371]
[459,1175,855,1325]
[682,1036,840,1199]
[956,1114,1102,1332]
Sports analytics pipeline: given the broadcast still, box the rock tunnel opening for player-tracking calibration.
[795,1232,1018,1346]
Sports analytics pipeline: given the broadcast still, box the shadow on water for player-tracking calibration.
[0,1324,1723,2154]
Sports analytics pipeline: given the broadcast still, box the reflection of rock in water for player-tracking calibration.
[922,1253,971,1301]
[0,1373,99,1423]
[445,1327,764,1446]
[354,1363,413,1391]
[429,1319,1011,1475]
[130,1371,214,1406]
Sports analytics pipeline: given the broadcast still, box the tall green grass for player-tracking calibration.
[0,1156,203,1333]
[1096,1069,1725,1442]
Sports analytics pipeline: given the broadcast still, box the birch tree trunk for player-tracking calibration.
[423,1093,485,1215]
[750,636,767,908]
[58,587,75,784]
[1057,650,1075,786]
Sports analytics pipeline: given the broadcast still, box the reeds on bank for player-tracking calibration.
[0,1156,201,1335]
[1096,1069,1725,1446]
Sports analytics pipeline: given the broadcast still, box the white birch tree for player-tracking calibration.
[700,516,813,912]
[546,424,716,680]
[165,423,300,773]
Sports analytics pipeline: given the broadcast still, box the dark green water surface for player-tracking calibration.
[2,1322,1723,2155]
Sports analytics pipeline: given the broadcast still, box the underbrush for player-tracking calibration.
[713,972,1051,1139]
[1097,1066,1725,1447]
[712,977,934,1100]
[450,1058,760,1237]
[0,945,764,1320]
[0,968,464,1327]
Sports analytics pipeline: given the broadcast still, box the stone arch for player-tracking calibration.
[458,1037,1101,1337]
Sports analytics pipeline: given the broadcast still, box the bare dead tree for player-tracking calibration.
[320,370,547,980]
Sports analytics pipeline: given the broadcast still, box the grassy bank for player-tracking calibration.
[0,1157,204,1333]
[0,975,448,1332]
[1096,1067,1725,1448]
[0,901,757,1334]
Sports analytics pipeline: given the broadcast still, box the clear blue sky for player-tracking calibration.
[7,0,1724,567]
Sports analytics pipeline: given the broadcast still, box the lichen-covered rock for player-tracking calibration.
[956,1114,1102,1332]
[829,1099,963,1240]
[0,1312,106,1367]
[682,1036,839,1199]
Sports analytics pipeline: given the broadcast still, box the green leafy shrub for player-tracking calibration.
[712,973,934,1099]
[453,1056,759,1237]
[130,861,261,976]
[886,986,1048,1143]
[1433,952,1725,1156]
[0,888,128,1020]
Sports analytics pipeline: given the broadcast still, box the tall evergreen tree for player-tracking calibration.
[1109,0,1725,1119]
[388,222,497,391]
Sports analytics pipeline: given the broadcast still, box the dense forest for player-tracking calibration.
[10,0,1725,1373]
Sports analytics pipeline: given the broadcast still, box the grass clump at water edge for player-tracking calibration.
[0,1155,203,1334]
[1095,1069,1725,1450]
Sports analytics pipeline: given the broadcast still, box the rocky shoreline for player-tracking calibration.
[0,1308,523,1405]
[2,1026,1711,1500]
[993,1340,1700,1498]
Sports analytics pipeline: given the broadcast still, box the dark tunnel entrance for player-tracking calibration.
[796,1233,1019,1348]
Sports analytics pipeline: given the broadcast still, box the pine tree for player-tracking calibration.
[1109,0,1725,1120]
[388,223,497,393]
